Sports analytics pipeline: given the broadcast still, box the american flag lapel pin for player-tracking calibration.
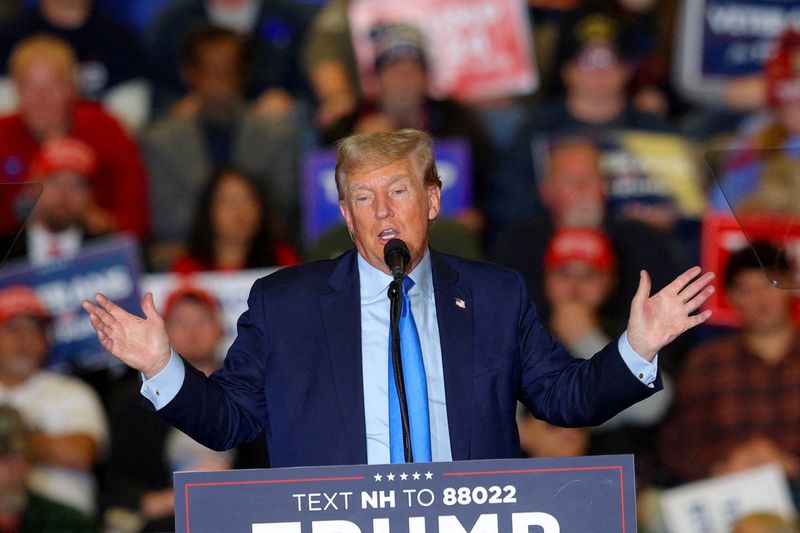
[454,297,466,309]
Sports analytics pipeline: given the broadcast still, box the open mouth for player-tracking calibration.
[378,229,399,242]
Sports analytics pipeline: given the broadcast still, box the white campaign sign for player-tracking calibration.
[660,463,796,533]
[141,268,277,356]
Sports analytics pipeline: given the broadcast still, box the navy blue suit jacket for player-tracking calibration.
[157,249,659,467]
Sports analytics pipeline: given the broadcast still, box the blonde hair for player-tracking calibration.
[334,129,442,200]
[9,34,77,81]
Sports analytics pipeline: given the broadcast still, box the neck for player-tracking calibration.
[565,93,625,124]
[214,240,248,268]
[743,323,795,364]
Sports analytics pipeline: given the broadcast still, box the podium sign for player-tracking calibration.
[174,455,636,532]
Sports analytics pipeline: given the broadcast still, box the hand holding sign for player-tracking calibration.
[626,267,715,360]
[82,292,171,378]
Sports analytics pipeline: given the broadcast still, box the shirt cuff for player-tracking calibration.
[618,331,658,388]
[139,348,185,410]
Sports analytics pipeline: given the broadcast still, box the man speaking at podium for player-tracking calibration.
[83,130,714,468]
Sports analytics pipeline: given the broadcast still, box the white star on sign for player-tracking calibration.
[374,473,382,482]
[425,471,433,480]
[400,472,408,481]
[387,473,395,481]
[412,472,421,480]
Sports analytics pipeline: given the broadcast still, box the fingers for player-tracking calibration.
[686,309,713,329]
[86,310,106,334]
[86,307,115,335]
[678,271,716,301]
[684,284,716,314]
[94,292,129,320]
[86,311,115,350]
[665,266,704,294]
[668,270,716,317]
[84,298,120,331]
[81,299,99,315]
[83,296,129,347]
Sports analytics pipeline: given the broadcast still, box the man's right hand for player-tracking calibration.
[82,292,171,379]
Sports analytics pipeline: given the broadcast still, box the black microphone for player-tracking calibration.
[384,237,413,461]
[384,238,410,283]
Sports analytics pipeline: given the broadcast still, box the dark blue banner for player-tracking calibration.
[701,0,799,76]
[0,235,142,370]
[175,455,636,532]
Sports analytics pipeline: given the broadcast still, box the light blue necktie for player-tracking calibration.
[388,277,432,463]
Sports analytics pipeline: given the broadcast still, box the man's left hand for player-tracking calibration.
[627,267,715,361]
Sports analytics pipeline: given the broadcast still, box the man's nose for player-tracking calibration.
[374,193,393,219]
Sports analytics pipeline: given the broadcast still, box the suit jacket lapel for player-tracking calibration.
[431,252,474,461]
[319,250,368,464]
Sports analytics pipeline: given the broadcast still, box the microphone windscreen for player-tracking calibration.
[384,238,410,270]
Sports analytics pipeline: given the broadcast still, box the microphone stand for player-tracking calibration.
[388,278,413,463]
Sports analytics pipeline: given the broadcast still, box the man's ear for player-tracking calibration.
[427,185,441,221]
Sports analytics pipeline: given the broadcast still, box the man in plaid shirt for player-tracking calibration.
[659,242,800,487]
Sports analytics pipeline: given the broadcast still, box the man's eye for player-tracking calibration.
[391,188,407,196]
[355,195,371,203]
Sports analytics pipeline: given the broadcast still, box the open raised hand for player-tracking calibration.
[81,292,171,379]
[626,267,715,361]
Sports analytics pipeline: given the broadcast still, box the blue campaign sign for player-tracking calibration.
[175,455,636,532]
[676,0,800,104]
[0,234,142,370]
[700,0,798,77]
[302,139,474,246]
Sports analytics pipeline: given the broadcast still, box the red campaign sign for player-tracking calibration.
[349,0,538,101]
[701,213,800,327]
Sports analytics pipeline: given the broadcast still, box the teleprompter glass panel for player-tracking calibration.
[707,147,800,289]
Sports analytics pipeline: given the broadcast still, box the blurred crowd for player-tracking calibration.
[1,0,800,531]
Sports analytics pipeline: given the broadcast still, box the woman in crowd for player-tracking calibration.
[171,167,300,274]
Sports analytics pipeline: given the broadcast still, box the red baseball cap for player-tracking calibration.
[0,285,49,326]
[766,29,800,108]
[162,285,220,321]
[27,137,98,181]
[544,228,616,272]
